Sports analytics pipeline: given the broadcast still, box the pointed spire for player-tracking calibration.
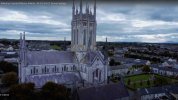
[20,33,22,39]
[85,3,87,13]
[80,0,82,14]
[85,1,89,14]
[20,33,22,41]
[23,31,25,41]
[72,0,75,18]
[76,8,78,14]
[64,37,66,50]
[20,33,22,49]
[23,32,26,49]
[90,8,92,14]
[94,0,96,19]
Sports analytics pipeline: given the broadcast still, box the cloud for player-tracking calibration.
[0,3,178,43]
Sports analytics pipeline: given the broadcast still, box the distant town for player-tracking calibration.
[0,0,178,99]
[0,38,178,100]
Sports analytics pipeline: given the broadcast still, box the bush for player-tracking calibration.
[1,72,18,86]
[127,79,131,85]
[0,61,18,73]
[142,65,151,73]
[133,82,136,88]
[109,59,121,66]
[140,80,143,86]
[41,81,69,100]
[147,80,150,86]
[154,76,168,86]
[9,83,35,100]
[109,59,115,66]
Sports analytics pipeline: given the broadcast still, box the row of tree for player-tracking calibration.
[0,61,18,74]
[8,82,70,100]
[1,72,70,100]
[124,53,161,63]
[109,59,121,66]
[128,49,178,61]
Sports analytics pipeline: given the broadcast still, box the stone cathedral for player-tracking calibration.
[18,0,108,88]
[71,0,96,51]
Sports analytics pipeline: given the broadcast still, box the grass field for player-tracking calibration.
[124,74,178,90]
[124,74,153,82]
[51,45,61,50]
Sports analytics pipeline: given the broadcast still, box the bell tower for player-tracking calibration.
[71,0,97,52]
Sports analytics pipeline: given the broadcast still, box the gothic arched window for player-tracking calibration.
[54,66,57,72]
[76,29,78,44]
[83,30,86,45]
[33,67,35,74]
[73,65,75,71]
[73,29,75,44]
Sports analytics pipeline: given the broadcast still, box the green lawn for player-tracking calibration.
[50,45,61,50]
[124,74,153,82]
[127,81,154,89]
[124,74,178,90]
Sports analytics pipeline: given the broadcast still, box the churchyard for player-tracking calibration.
[124,74,178,90]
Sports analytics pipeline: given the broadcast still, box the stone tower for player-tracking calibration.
[19,32,27,83]
[71,0,97,52]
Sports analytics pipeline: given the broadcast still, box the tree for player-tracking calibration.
[0,61,18,73]
[41,81,69,100]
[147,80,150,86]
[133,82,136,88]
[108,51,114,57]
[115,61,121,65]
[154,76,168,86]
[1,72,18,86]
[140,80,143,86]
[127,79,131,85]
[142,65,151,73]
[9,83,35,100]
[109,59,115,66]
[127,71,130,75]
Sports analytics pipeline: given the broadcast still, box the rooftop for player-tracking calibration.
[78,82,129,100]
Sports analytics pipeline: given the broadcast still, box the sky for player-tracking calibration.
[0,1,178,43]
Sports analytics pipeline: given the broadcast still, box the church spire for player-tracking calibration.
[90,8,92,15]
[23,32,26,49]
[94,0,96,19]
[86,2,89,14]
[20,33,22,48]
[72,0,75,18]
[80,0,83,14]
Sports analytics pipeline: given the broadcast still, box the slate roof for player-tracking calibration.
[139,85,178,96]
[163,84,178,94]
[82,51,105,65]
[151,65,178,72]
[110,65,129,70]
[113,57,135,64]
[26,72,82,87]
[0,52,18,58]
[27,51,76,65]
[78,83,129,100]
[139,87,165,95]
[0,56,4,61]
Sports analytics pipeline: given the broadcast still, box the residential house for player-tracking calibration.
[109,65,129,76]
[151,65,178,77]
[139,87,166,100]
[139,85,178,100]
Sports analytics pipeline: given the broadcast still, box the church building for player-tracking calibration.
[18,0,108,88]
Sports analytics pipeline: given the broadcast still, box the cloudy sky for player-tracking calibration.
[0,1,178,43]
